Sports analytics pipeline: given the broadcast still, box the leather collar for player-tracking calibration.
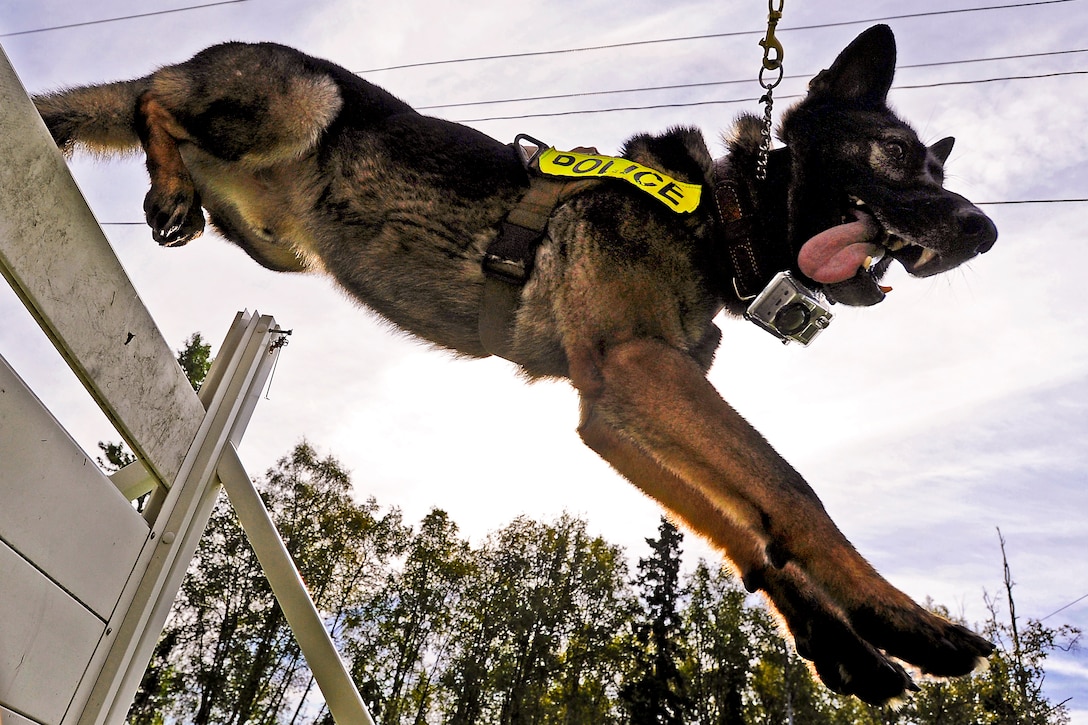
[711,147,793,302]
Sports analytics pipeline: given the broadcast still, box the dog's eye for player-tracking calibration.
[883,140,909,161]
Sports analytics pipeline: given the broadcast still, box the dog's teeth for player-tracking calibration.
[885,238,908,252]
[915,248,939,268]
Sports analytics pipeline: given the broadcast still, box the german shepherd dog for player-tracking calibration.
[34,25,998,703]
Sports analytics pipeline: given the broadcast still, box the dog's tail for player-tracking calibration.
[33,78,150,156]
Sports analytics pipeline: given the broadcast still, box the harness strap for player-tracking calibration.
[480,150,599,360]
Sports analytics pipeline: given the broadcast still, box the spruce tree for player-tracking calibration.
[622,517,690,724]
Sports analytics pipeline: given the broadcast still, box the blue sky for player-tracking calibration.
[1,0,1086,718]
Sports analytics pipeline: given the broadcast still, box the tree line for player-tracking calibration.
[122,442,1078,725]
[118,335,1079,724]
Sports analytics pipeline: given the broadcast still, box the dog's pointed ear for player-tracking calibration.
[807,24,896,107]
[929,136,955,164]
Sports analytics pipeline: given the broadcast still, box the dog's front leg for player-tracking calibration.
[578,401,916,703]
[569,337,992,700]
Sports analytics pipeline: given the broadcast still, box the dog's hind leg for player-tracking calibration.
[570,337,993,700]
[36,43,346,247]
[133,43,346,246]
[135,91,205,246]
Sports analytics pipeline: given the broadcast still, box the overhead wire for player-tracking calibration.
[0,0,249,38]
[450,70,1088,122]
[11,0,1085,209]
[1040,592,1088,621]
[98,197,1088,227]
[356,0,1079,73]
[98,197,1088,226]
[977,199,1088,205]
[417,48,1088,112]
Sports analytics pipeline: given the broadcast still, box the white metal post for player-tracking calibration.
[76,311,284,724]
[218,447,377,725]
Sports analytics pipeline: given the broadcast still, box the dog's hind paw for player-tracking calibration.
[143,185,205,246]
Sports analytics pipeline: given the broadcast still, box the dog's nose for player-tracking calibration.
[957,208,998,254]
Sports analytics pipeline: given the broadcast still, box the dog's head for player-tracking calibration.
[779,24,998,306]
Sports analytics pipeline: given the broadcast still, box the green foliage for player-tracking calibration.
[439,514,632,725]
[127,442,407,725]
[622,517,690,725]
[127,445,1079,725]
[176,331,213,391]
[349,508,470,724]
[682,561,756,725]
[96,440,135,472]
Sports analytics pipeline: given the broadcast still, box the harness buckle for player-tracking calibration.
[513,133,548,170]
[482,246,530,284]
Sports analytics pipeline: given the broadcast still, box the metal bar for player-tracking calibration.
[75,312,279,724]
[218,445,376,725]
[108,461,156,502]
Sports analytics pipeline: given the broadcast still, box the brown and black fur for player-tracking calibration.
[34,25,998,704]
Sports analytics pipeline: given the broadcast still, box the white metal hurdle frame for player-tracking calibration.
[0,45,375,725]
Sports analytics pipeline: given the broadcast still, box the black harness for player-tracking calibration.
[478,140,794,360]
[478,137,599,360]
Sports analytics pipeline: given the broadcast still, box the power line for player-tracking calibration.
[902,46,1088,69]
[459,94,774,121]
[1040,592,1088,621]
[419,79,759,112]
[417,48,1088,111]
[977,199,1088,205]
[451,69,1088,122]
[98,198,1088,228]
[0,0,249,38]
[358,0,1079,73]
[896,69,1088,90]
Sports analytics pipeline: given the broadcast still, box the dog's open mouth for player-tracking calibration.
[798,197,941,285]
[884,235,942,276]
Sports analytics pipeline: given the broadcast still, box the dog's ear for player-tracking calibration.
[929,136,955,164]
[807,24,896,108]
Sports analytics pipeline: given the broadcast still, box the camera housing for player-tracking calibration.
[745,271,833,346]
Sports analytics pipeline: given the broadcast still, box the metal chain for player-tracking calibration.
[756,0,785,181]
[757,87,776,181]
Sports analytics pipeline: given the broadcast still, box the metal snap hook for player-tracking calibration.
[759,0,785,72]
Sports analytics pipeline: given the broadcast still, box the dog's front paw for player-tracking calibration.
[761,565,918,705]
[143,183,204,247]
[850,603,995,678]
[797,606,919,705]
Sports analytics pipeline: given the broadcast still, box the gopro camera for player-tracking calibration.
[745,271,833,346]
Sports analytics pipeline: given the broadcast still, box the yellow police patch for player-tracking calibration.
[537,147,702,214]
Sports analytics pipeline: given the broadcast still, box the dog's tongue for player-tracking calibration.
[798,212,882,284]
